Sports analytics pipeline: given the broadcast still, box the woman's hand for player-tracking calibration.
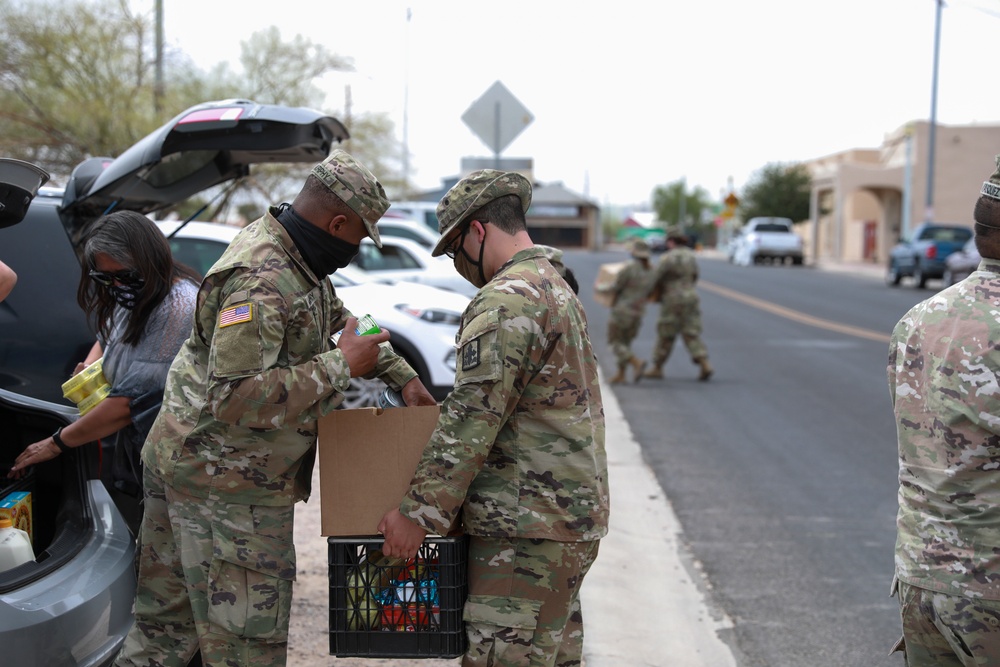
[8,437,60,478]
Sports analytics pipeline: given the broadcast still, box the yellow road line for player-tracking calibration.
[699,281,891,344]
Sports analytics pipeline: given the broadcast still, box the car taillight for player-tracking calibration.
[926,246,937,259]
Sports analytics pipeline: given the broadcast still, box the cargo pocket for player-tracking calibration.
[463,595,540,666]
[207,522,296,641]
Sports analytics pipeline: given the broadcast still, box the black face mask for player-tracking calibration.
[275,204,359,277]
[107,283,142,310]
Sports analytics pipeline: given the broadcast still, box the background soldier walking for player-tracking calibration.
[603,238,653,384]
[644,227,713,381]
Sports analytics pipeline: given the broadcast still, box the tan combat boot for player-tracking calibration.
[609,365,627,384]
[642,364,664,379]
[630,357,647,383]
[697,357,714,381]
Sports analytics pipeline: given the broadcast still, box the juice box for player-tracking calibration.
[0,491,32,545]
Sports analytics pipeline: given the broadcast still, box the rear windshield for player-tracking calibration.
[921,227,972,242]
[754,223,791,232]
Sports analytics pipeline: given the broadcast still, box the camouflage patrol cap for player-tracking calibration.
[980,155,1000,202]
[431,169,532,256]
[631,238,651,259]
[666,226,687,241]
[311,149,389,247]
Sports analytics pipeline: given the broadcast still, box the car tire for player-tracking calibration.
[885,261,901,287]
[914,264,928,289]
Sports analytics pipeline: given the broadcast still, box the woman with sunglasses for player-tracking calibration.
[9,210,200,532]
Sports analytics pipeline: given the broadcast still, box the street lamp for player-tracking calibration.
[925,0,943,223]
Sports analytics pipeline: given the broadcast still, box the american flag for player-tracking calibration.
[219,303,252,328]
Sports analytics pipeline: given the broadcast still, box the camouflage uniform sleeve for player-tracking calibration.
[201,274,354,428]
[399,302,540,535]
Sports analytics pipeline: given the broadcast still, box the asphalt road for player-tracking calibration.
[566,248,936,667]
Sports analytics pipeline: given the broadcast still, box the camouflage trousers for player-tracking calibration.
[607,311,643,365]
[651,299,708,367]
[463,535,600,667]
[114,469,296,667]
[891,579,1000,666]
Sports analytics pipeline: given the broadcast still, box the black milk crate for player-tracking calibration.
[328,535,468,658]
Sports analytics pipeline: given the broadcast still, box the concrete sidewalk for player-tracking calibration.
[580,374,737,667]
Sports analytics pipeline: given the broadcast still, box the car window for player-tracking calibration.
[923,227,972,242]
[755,223,791,233]
[167,237,229,277]
[379,245,421,270]
[381,226,433,248]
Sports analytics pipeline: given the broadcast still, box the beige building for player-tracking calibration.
[803,120,1000,265]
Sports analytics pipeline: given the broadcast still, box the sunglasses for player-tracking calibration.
[88,269,145,288]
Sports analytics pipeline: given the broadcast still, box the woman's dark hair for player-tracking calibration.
[77,210,201,346]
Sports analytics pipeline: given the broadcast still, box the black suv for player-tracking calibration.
[0,100,348,666]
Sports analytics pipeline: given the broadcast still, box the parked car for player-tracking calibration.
[0,99,348,666]
[159,221,467,405]
[375,214,445,255]
[387,200,440,232]
[329,269,465,406]
[942,236,982,286]
[731,217,804,266]
[351,236,479,298]
[886,222,973,288]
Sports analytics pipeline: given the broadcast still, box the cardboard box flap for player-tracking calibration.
[318,404,442,537]
[593,261,627,307]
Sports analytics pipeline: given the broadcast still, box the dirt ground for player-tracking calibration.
[287,465,460,667]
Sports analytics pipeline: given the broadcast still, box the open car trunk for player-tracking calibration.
[0,390,104,592]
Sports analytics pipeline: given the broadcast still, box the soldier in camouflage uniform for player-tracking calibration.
[537,244,579,294]
[601,238,653,384]
[643,227,713,381]
[888,156,1000,666]
[114,150,436,667]
[378,170,609,667]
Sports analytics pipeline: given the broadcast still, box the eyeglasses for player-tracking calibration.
[88,269,145,288]
[443,220,487,260]
[442,226,468,260]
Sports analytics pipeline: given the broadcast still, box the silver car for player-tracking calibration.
[943,237,981,286]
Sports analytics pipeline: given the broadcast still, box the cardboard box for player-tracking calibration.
[0,491,32,545]
[592,261,626,307]
[318,405,442,537]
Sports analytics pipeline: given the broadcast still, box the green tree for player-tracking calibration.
[0,0,405,219]
[651,179,714,242]
[738,162,812,223]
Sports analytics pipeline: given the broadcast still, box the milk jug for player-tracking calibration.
[0,516,33,572]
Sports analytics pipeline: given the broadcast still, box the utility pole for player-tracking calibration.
[402,7,411,197]
[925,0,943,223]
[154,0,164,113]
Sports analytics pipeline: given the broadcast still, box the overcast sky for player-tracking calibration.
[139,0,1000,207]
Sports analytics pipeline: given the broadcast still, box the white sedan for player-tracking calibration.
[158,220,467,407]
[352,236,479,298]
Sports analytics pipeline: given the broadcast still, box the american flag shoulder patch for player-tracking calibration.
[219,302,253,328]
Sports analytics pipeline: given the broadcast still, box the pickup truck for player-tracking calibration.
[885,222,973,288]
[731,217,804,266]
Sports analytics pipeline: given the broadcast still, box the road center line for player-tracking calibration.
[699,281,891,344]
